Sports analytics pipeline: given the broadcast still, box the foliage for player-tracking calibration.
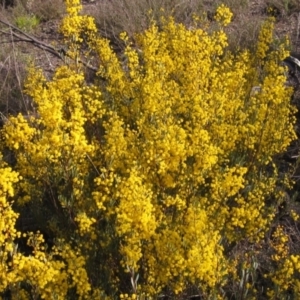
[6,0,39,32]
[0,0,299,299]
[14,14,39,31]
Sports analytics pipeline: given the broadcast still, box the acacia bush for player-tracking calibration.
[0,0,300,299]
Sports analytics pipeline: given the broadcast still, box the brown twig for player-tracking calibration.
[0,18,99,73]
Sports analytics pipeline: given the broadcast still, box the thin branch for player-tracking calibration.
[0,18,60,55]
[0,18,100,73]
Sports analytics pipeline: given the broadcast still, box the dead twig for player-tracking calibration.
[0,18,99,73]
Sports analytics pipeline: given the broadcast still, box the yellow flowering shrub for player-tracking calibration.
[0,159,92,299]
[0,1,298,299]
[0,160,20,291]
[214,4,233,27]
[269,254,300,298]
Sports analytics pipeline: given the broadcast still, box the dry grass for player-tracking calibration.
[0,44,32,118]
[85,0,300,53]
[0,0,66,118]
[28,0,66,22]
[1,0,65,24]
[85,0,207,50]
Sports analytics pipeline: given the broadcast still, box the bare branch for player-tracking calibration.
[0,18,99,73]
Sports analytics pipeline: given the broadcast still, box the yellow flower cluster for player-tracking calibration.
[60,0,97,39]
[60,244,91,297]
[0,162,20,291]
[8,252,69,299]
[131,206,227,295]
[214,4,233,27]
[270,255,300,297]
[116,168,157,270]
[271,225,289,262]
[291,209,299,221]
[0,1,297,299]
[256,17,275,60]
[75,212,96,236]
[0,163,92,299]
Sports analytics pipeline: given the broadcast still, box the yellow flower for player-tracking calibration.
[214,4,233,27]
